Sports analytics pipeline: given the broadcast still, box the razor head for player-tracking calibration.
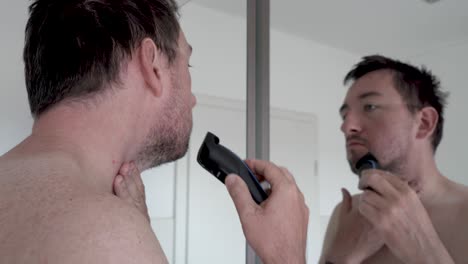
[197,132,228,182]
[197,132,268,204]
[355,153,380,176]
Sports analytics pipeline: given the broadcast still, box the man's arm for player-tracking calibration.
[318,189,384,264]
[319,202,340,263]
[225,159,309,264]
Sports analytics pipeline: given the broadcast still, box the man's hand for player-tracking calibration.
[225,159,309,264]
[359,169,454,264]
[323,188,384,264]
[113,162,150,223]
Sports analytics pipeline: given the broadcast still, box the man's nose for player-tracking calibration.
[340,112,362,136]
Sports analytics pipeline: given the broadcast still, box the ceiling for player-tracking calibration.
[4,0,467,59]
[176,0,192,7]
[184,0,468,58]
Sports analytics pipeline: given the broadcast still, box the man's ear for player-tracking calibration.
[138,38,165,98]
[416,106,439,140]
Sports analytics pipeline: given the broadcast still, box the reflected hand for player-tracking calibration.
[324,188,384,263]
[359,169,454,263]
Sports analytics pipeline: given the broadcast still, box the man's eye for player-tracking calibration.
[363,104,377,112]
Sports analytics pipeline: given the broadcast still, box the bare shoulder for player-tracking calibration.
[325,193,361,224]
[430,179,468,236]
[320,193,361,257]
[454,182,468,198]
[445,181,468,210]
[331,193,362,216]
[0,153,168,264]
[46,194,168,264]
[431,180,468,262]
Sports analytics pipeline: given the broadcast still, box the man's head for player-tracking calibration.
[24,0,195,169]
[340,55,448,175]
[24,0,180,117]
[135,31,195,169]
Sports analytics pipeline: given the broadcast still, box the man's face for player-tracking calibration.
[139,29,196,169]
[339,70,417,175]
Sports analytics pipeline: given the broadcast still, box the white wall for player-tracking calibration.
[0,0,31,154]
[270,31,359,217]
[407,41,468,186]
[180,3,360,220]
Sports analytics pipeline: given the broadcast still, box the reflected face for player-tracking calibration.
[139,29,196,169]
[339,70,417,175]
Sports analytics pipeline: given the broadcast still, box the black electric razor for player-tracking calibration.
[197,132,268,204]
[355,153,380,192]
[355,152,380,175]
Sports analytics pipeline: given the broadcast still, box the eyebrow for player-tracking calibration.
[358,91,382,100]
[339,91,382,115]
[339,104,348,116]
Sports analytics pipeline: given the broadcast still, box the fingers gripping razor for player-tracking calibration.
[197,132,268,204]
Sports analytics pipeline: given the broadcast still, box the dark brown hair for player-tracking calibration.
[24,0,180,117]
[345,55,449,152]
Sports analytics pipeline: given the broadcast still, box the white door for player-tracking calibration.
[270,110,320,263]
[186,96,247,264]
[178,94,319,264]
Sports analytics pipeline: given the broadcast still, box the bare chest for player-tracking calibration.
[430,207,468,263]
[363,204,468,263]
[363,246,403,264]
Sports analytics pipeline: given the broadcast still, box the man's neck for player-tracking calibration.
[9,103,143,194]
[403,151,449,206]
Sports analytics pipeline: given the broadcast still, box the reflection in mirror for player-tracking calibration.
[267,0,468,263]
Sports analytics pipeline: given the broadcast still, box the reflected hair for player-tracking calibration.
[344,55,449,152]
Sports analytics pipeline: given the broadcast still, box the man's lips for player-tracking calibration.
[346,140,366,147]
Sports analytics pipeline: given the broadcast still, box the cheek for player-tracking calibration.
[180,67,191,90]
[365,117,399,149]
[374,124,412,161]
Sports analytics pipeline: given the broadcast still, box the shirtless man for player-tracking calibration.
[0,0,308,263]
[320,55,468,263]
